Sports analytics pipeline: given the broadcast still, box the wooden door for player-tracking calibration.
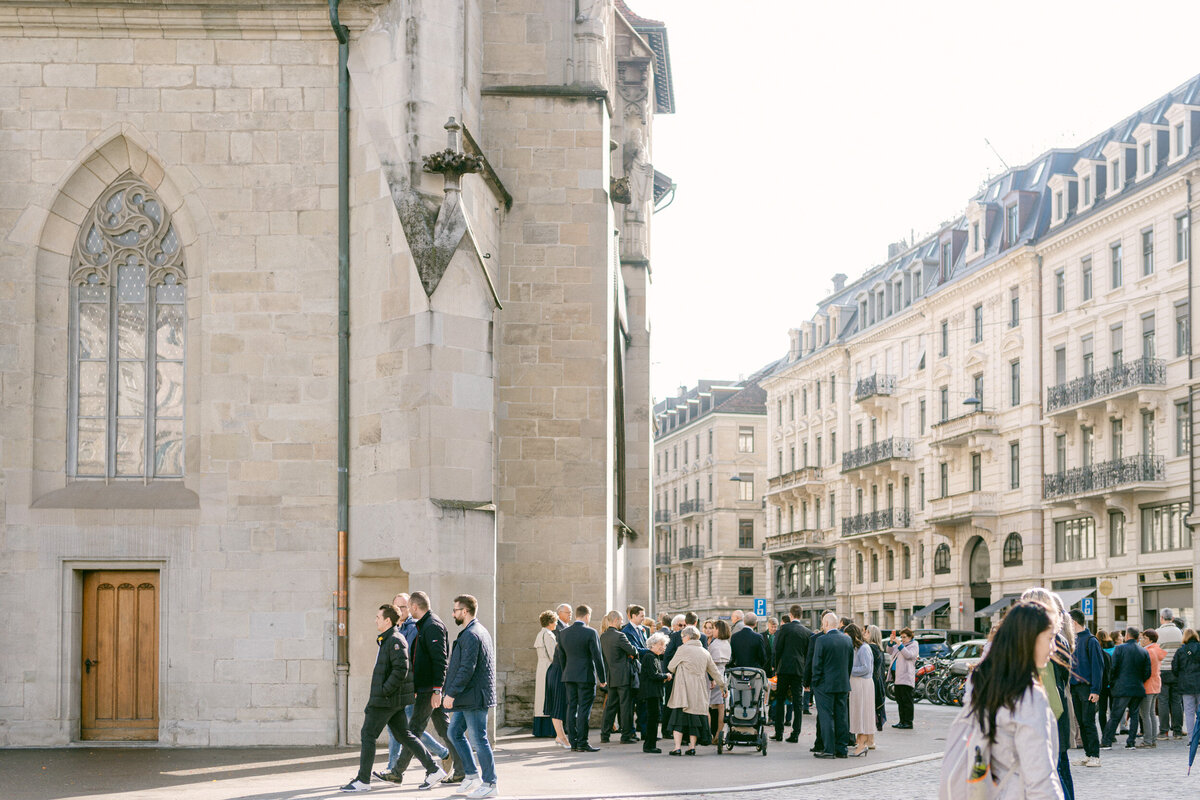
[81,570,159,740]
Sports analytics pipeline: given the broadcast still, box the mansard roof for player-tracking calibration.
[653,367,777,439]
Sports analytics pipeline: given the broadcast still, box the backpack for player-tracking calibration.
[938,704,1004,800]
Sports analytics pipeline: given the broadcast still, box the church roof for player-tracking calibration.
[615,0,675,114]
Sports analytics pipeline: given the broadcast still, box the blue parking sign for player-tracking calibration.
[1081,597,1094,617]
[754,598,766,616]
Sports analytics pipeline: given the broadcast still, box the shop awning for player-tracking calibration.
[974,594,1021,617]
[912,598,950,620]
[1055,588,1095,609]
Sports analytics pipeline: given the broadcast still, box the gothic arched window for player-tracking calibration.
[934,543,951,574]
[1003,532,1024,567]
[70,173,185,479]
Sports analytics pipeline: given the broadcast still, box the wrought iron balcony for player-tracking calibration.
[855,373,897,402]
[655,551,672,566]
[678,499,705,517]
[927,491,998,524]
[762,529,827,557]
[1046,357,1166,413]
[678,545,705,561]
[841,507,913,537]
[654,509,671,523]
[1043,454,1165,500]
[841,437,914,472]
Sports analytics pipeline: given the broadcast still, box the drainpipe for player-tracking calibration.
[329,0,350,748]
[1036,254,1045,588]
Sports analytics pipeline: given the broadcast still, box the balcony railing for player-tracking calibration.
[763,529,826,555]
[927,491,998,523]
[1043,454,1165,499]
[678,499,706,516]
[1046,357,1166,412]
[678,545,705,561]
[841,507,913,537]
[654,509,671,523]
[930,409,999,446]
[855,373,897,402]
[655,552,672,566]
[841,437,914,472]
[767,466,824,492]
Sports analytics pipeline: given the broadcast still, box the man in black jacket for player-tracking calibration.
[377,592,462,785]
[810,611,853,759]
[771,605,811,742]
[1099,626,1152,752]
[559,604,607,752]
[1068,609,1103,767]
[599,611,638,743]
[340,604,446,793]
[729,611,771,675]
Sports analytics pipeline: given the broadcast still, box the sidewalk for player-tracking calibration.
[0,703,959,800]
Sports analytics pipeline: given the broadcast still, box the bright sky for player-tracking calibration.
[637,0,1200,400]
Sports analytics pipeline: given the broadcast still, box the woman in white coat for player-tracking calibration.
[533,610,562,741]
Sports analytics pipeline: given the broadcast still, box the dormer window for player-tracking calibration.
[1175,123,1186,157]
[1102,141,1134,194]
[1006,204,1019,246]
[1142,141,1152,174]
[1110,158,1120,192]
[1164,103,1198,165]
[1054,191,1063,221]
[1082,176,1091,206]
[972,221,980,252]
[941,241,952,281]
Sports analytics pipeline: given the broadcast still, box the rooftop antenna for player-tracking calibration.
[984,137,1011,171]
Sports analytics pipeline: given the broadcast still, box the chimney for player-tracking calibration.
[886,240,908,260]
[787,328,801,361]
[831,273,847,293]
[678,385,688,399]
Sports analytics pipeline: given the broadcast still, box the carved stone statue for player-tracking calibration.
[622,127,652,222]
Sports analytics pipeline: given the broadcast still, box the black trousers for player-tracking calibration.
[1069,683,1100,758]
[642,698,661,751]
[601,684,633,739]
[394,691,462,777]
[1100,695,1143,747]
[357,704,435,784]
[894,684,914,726]
[815,690,849,756]
[1098,685,1111,732]
[773,673,804,737]
[1159,671,1184,734]
[565,681,596,747]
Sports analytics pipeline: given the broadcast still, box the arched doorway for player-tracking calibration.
[967,536,991,633]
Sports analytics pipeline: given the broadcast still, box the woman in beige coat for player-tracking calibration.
[666,626,727,755]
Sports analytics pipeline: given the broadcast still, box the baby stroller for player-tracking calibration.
[718,666,768,756]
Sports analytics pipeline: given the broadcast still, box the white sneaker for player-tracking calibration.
[339,779,373,792]
[418,767,448,790]
[1084,756,1101,768]
[455,777,484,796]
[466,783,497,799]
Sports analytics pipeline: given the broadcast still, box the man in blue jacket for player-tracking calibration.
[1099,626,1152,753]
[442,594,498,799]
[558,604,607,752]
[621,604,649,737]
[810,612,853,759]
[1069,610,1103,767]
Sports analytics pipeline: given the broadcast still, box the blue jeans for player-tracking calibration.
[448,708,496,785]
[388,703,450,769]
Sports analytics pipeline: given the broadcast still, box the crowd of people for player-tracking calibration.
[532,602,913,759]
[938,596,1200,800]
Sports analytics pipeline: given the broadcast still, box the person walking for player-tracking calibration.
[846,623,874,757]
[533,610,559,739]
[771,604,811,743]
[811,612,853,759]
[1155,608,1185,739]
[1066,609,1102,768]
[888,628,918,730]
[665,625,726,755]
[707,619,732,742]
[340,604,447,793]
[1099,626,1151,750]
[865,625,886,731]
[1136,628,1165,747]
[378,591,462,786]
[442,594,498,799]
[638,632,672,753]
[938,601,1064,800]
[559,604,606,752]
[599,610,638,744]
[1174,628,1200,735]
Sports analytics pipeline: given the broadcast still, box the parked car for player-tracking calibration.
[947,638,988,670]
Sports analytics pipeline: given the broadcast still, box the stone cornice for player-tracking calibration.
[0,1,384,37]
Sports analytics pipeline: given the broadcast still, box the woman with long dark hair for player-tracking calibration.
[958,601,1064,800]
[1020,588,1075,800]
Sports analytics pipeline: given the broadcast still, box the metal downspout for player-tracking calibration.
[1036,254,1045,587]
[329,0,350,748]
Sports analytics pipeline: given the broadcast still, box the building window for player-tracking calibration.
[737,473,754,501]
[1177,214,1190,263]
[1108,510,1125,557]
[972,221,980,251]
[1010,288,1019,327]
[1081,425,1093,467]
[918,470,925,510]
[1176,302,1190,357]
[1082,335,1094,378]
[1054,191,1063,220]
[1010,360,1020,407]
[870,553,879,583]
[1111,417,1123,459]
[1054,516,1096,563]
[827,560,836,594]
[855,553,864,584]
[1055,433,1066,473]
[1143,410,1156,455]
[1141,501,1192,553]
[1176,122,1186,156]
[1007,204,1019,246]
[919,399,926,434]
[939,320,949,356]
[1111,324,1124,369]
[903,545,911,579]
[830,432,837,462]
[801,388,808,415]
[738,426,754,453]
[1002,532,1023,567]
[1143,313,1156,359]
[738,568,754,596]
[1176,400,1191,457]
[683,441,688,463]
[1009,441,1020,489]
[970,453,981,492]
[1054,269,1065,312]
[1143,141,1152,173]
[934,543,951,575]
[919,543,925,577]
[1081,257,1092,301]
[1142,228,1155,276]
[972,304,983,343]
[708,428,713,453]
[815,379,822,409]
[789,394,795,420]
[70,174,187,480]
[939,386,949,423]
[738,519,754,549]
[1111,241,1123,288]
[939,461,949,498]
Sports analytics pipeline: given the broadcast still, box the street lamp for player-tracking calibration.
[962,396,983,413]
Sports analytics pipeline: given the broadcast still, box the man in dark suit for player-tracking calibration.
[600,611,638,743]
[663,611,707,666]
[810,611,853,759]
[621,605,649,737]
[729,611,771,674]
[558,604,607,752]
[772,604,812,742]
[1099,626,1152,751]
[553,604,572,634]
